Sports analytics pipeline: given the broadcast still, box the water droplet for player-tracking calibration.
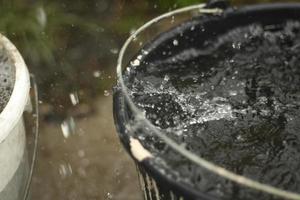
[61,117,76,138]
[175,130,183,136]
[138,134,146,141]
[164,75,170,81]
[59,163,73,178]
[110,48,119,54]
[78,150,85,158]
[141,49,149,55]
[96,27,105,32]
[78,167,87,177]
[260,109,270,116]
[130,59,140,67]
[173,39,179,46]
[283,140,287,146]
[229,90,237,96]
[93,70,102,78]
[36,7,47,28]
[171,16,175,23]
[236,135,243,141]
[69,92,79,105]
[232,42,241,49]
[104,90,110,97]
[130,28,137,35]
[106,192,113,199]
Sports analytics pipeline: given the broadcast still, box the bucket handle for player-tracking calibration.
[22,74,39,200]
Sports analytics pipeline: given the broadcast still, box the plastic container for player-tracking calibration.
[114,2,300,200]
[0,34,37,200]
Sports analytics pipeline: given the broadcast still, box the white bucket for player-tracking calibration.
[0,34,31,200]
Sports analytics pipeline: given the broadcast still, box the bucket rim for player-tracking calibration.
[0,34,30,143]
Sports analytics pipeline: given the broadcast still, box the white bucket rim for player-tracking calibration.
[0,34,30,143]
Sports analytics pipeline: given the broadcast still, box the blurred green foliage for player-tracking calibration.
[231,0,300,5]
[0,0,112,107]
[150,0,205,9]
[0,1,92,64]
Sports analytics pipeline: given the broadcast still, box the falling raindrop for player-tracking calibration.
[229,90,237,96]
[110,48,119,54]
[78,150,85,158]
[61,117,76,138]
[130,28,137,35]
[104,90,110,97]
[171,15,175,23]
[59,163,73,178]
[106,192,113,199]
[232,42,242,49]
[69,92,79,105]
[173,39,179,46]
[93,70,102,78]
[36,7,47,28]
[96,27,105,32]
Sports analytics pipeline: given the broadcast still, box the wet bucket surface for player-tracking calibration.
[114,3,300,200]
[0,34,32,200]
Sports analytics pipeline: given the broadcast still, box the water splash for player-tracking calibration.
[123,20,300,198]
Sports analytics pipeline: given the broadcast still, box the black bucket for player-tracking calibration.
[113,2,300,200]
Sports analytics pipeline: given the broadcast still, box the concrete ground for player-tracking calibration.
[30,96,142,200]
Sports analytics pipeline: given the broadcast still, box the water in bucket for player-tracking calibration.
[122,18,300,199]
